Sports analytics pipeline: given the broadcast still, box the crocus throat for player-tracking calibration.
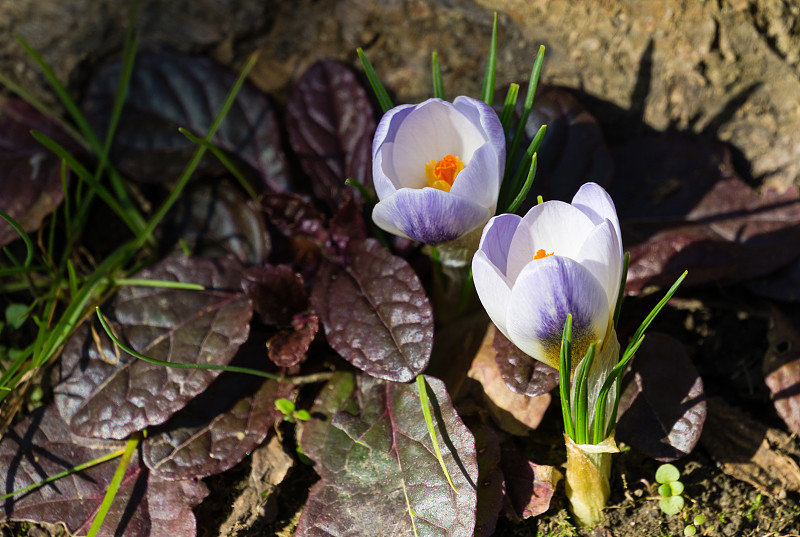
[534,249,553,260]
[425,154,465,192]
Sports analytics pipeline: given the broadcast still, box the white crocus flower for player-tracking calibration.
[371,97,505,246]
[472,182,622,372]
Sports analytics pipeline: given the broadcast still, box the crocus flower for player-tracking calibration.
[371,97,505,245]
[472,182,623,371]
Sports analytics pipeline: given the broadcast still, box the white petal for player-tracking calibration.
[506,256,610,370]
[574,219,622,311]
[372,103,415,159]
[373,142,399,199]
[477,213,523,276]
[506,201,596,282]
[472,249,513,338]
[372,188,491,244]
[448,142,501,210]
[391,100,485,188]
[453,96,506,176]
[572,182,623,255]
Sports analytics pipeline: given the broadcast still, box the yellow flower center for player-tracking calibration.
[534,249,553,260]
[425,154,465,192]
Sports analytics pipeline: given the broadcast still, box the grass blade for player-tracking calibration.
[432,51,445,100]
[416,375,458,494]
[505,45,545,176]
[480,13,498,106]
[573,342,596,444]
[505,153,537,214]
[499,83,519,133]
[0,209,33,276]
[357,48,393,113]
[559,314,575,440]
[85,434,139,537]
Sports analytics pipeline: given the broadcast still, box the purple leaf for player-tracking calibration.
[267,313,319,368]
[143,371,294,480]
[0,99,71,247]
[286,60,375,208]
[241,264,309,326]
[311,238,433,382]
[82,50,289,191]
[0,406,207,537]
[161,179,270,265]
[299,371,357,464]
[616,333,707,461]
[295,376,478,537]
[492,328,558,396]
[469,421,504,537]
[54,255,252,439]
[764,305,800,435]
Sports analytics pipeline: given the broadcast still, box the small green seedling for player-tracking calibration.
[274,398,310,423]
[656,463,685,515]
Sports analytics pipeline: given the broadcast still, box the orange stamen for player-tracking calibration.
[534,249,553,260]
[425,154,465,192]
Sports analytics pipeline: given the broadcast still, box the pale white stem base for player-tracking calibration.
[564,433,619,527]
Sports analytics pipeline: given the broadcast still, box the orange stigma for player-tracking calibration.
[534,249,553,260]
[425,154,465,192]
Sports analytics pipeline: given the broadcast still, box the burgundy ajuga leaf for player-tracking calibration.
[286,60,375,209]
[267,313,319,368]
[143,373,293,480]
[161,179,270,265]
[492,328,558,396]
[612,135,800,293]
[328,189,368,254]
[0,98,72,246]
[82,50,289,191]
[512,85,613,208]
[241,264,308,326]
[616,333,706,461]
[500,443,562,519]
[54,255,252,439]
[299,371,358,464]
[296,376,478,537]
[0,406,207,537]
[764,305,800,435]
[311,238,433,382]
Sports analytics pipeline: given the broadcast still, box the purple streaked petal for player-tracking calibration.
[472,249,513,337]
[477,213,523,276]
[449,142,501,209]
[453,96,506,176]
[372,188,491,245]
[372,103,415,159]
[572,182,623,254]
[575,220,622,311]
[506,256,609,370]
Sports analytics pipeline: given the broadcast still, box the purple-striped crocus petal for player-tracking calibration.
[372,188,491,245]
[572,182,623,257]
[473,249,514,338]
[449,142,501,210]
[372,103,415,160]
[453,96,506,178]
[477,213,523,276]
[574,220,622,311]
[505,256,610,371]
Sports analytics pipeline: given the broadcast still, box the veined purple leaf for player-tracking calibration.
[161,179,270,265]
[54,255,252,439]
[267,313,319,368]
[0,406,207,537]
[286,60,375,208]
[143,373,294,480]
[295,376,478,537]
[616,333,706,461]
[311,238,433,382]
[492,327,558,396]
[82,50,289,191]
[299,371,358,464]
[764,305,800,435]
[0,98,71,246]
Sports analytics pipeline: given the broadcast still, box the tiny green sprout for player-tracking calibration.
[294,409,311,422]
[659,495,685,516]
[5,303,29,329]
[683,524,697,536]
[669,481,685,496]
[274,398,310,423]
[656,463,681,484]
[693,514,705,525]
